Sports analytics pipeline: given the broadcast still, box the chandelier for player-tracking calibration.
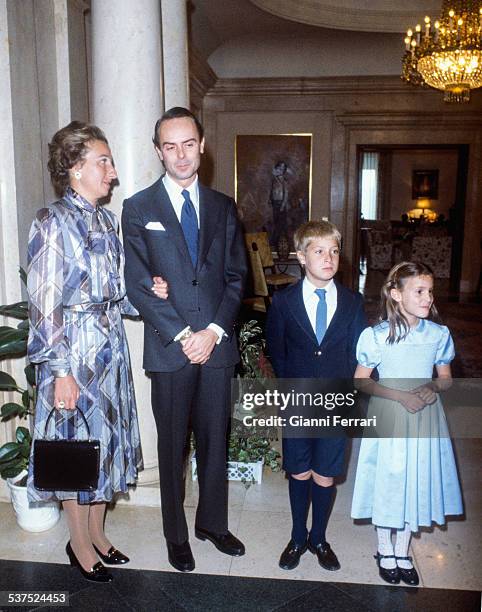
[402,0,482,102]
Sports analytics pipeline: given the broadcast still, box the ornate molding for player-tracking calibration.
[249,0,440,33]
[335,111,482,129]
[208,75,426,97]
[189,46,217,104]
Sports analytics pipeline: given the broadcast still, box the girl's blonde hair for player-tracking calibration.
[381,261,439,344]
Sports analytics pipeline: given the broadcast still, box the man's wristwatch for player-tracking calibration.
[177,327,193,343]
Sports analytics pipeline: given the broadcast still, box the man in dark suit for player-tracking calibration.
[266,220,366,573]
[121,107,247,572]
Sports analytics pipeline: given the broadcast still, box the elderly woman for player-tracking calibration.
[26,122,166,583]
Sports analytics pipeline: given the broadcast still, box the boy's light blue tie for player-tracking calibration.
[315,288,327,344]
[181,189,198,267]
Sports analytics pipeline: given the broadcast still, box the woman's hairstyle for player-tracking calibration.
[381,261,439,344]
[293,220,342,252]
[48,121,108,196]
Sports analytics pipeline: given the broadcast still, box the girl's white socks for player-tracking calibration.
[376,526,396,569]
[395,523,414,569]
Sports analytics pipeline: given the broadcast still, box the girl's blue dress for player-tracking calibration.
[351,319,463,531]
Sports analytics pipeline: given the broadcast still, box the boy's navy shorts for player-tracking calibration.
[282,437,347,476]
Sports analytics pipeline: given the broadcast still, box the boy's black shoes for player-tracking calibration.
[279,539,308,570]
[308,541,341,571]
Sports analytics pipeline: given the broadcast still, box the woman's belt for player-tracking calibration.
[64,301,120,313]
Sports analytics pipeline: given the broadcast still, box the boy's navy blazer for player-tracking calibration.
[121,177,247,372]
[266,279,367,379]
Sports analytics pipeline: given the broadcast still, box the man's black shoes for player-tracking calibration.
[195,527,245,556]
[279,539,308,570]
[166,540,195,572]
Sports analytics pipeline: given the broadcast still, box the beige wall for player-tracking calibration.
[212,111,333,222]
[199,76,482,291]
[389,149,458,221]
[209,32,402,79]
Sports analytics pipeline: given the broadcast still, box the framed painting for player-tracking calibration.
[412,169,439,200]
[235,134,312,251]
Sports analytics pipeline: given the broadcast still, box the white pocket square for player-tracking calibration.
[145,221,166,231]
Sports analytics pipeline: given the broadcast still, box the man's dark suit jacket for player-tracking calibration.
[266,279,367,379]
[121,177,247,372]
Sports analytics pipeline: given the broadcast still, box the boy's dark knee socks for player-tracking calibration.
[309,481,334,546]
[288,476,311,545]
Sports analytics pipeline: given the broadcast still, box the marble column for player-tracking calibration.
[161,0,190,109]
[91,0,163,497]
[0,0,22,502]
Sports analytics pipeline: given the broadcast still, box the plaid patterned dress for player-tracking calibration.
[27,189,143,503]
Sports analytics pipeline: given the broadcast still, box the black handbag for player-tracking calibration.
[33,406,100,492]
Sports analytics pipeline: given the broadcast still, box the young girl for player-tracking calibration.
[351,262,463,586]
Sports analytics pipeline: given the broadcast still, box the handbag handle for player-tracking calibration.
[43,406,91,440]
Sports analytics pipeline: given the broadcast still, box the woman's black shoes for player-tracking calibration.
[66,542,113,583]
[374,552,400,584]
[396,556,420,586]
[93,545,130,565]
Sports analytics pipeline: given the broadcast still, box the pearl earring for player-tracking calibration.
[74,170,82,180]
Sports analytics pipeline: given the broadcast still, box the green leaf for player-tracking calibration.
[0,340,26,357]
[237,450,249,463]
[0,402,26,420]
[0,327,28,357]
[24,364,35,387]
[16,427,30,444]
[19,439,31,459]
[21,390,30,409]
[19,267,27,287]
[0,326,28,344]
[0,301,28,320]
[0,371,18,391]
[1,464,25,480]
[0,457,23,471]
[0,443,20,462]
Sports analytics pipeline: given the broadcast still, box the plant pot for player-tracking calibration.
[191,455,263,484]
[7,471,60,532]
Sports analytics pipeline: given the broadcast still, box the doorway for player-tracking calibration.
[355,144,469,301]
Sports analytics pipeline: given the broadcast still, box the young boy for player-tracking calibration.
[266,220,366,572]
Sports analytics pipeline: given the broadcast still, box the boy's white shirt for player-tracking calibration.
[302,277,337,336]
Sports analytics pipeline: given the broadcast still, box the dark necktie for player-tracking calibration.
[315,288,327,344]
[181,189,198,267]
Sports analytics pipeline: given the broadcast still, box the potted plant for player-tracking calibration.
[191,320,281,487]
[0,271,60,531]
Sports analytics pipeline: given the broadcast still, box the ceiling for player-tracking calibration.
[188,0,444,77]
[249,0,442,33]
[189,0,443,59]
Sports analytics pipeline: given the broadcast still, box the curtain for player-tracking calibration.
[361,152,380,220]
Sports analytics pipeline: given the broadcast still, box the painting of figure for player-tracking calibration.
[235,134,312,251]
[412,169,439,200]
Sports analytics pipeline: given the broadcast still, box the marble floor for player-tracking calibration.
[0,438,480,595]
